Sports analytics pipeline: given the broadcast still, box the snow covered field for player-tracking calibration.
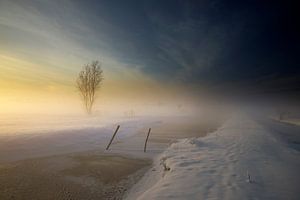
[0,113,220,163]
[0,114,158,163]
[2,112,299,199]
[126,114,300,200]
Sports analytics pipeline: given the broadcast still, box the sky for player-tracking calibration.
[0,0,299,114]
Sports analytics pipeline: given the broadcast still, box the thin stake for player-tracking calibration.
[144,128,151,152]
[106,125,120,150]
[247,170,251,183]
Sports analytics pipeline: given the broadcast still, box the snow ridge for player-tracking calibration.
[126,115,300,200]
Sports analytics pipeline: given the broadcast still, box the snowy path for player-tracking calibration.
[126,114,300,200]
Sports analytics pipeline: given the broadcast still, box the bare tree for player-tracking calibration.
[76,61,103,114]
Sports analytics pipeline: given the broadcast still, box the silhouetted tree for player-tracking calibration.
[76,61,103,114]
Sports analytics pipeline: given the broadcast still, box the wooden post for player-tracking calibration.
[144,128,151,152]
[247,170,251,183]
[106,125,120,150]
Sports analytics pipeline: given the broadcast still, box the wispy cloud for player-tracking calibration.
[0,0,146,85]
[0,0,298,100]
[144,1,243,83]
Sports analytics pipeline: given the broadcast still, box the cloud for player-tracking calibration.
[0,0,153,88]
[0,0,298,100]
[143,1,237,83]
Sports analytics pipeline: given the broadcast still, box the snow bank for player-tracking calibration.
[126,115,300,200]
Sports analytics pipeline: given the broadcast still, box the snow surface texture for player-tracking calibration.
[0,116,159,163]
[126,115,300,200]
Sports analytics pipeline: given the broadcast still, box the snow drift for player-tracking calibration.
[126,114,300,200]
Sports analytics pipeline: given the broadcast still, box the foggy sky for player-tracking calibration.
[0,0,299,113]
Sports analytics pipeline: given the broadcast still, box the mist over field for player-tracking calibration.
[0,0,299,200]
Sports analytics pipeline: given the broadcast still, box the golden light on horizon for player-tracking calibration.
[0,52,192,115]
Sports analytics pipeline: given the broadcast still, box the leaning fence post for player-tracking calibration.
[144,128,151,152]
[106,125,120,150]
